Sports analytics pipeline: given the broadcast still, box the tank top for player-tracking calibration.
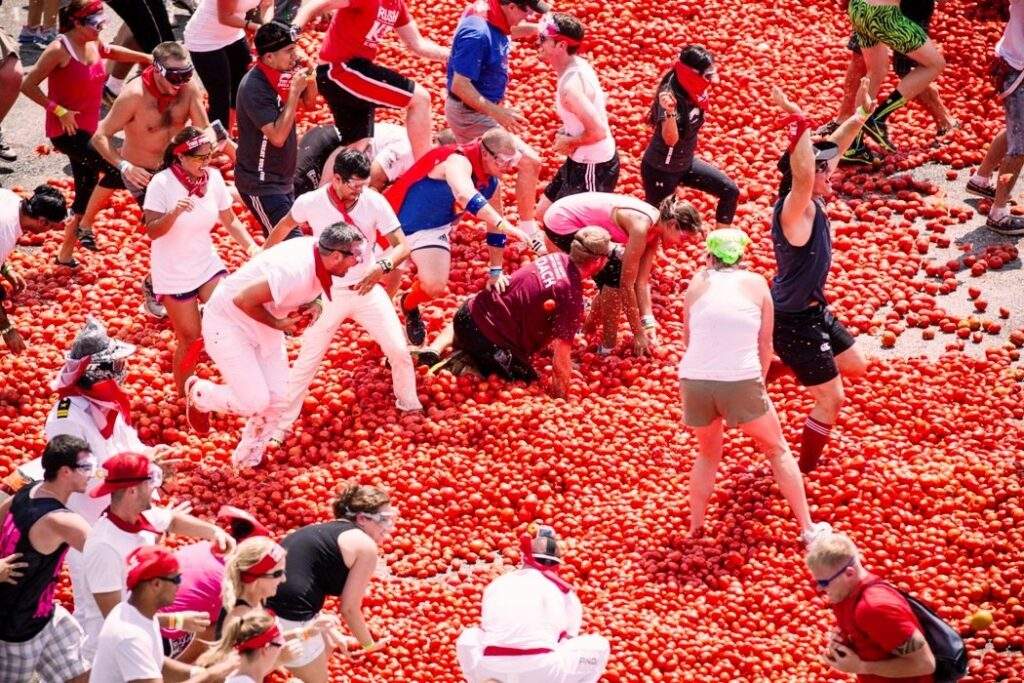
[0,485,70,642]
[641,79,704,174]
[46,35,107,139]
[678,270,763,381]
[543,191,658,243]
[264,520,358,622]
[397,174,498,234]
[183,0,261,53]
[555,59,615,164]
[770,197,832,313]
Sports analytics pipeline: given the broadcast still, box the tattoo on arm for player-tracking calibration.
[892,632,926,657]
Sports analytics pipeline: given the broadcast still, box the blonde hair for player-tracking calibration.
[196,609,276,667]
[806,532,857,574]
[222,536,282,612]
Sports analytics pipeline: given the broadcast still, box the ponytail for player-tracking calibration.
[197,609,278,667]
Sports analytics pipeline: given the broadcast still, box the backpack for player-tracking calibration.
[857,579,967,683]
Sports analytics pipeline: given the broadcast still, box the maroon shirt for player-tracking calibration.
[470,253,584,362]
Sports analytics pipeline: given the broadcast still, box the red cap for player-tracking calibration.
[125,545,180,590]
[217,505,270,541]
[89,453,152,498]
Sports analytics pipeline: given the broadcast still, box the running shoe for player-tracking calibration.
[141,276,167,318]
[801,521,833,547]
[966,178,996,199]
[986,213,1024,236]
[401,294,425,345]
[77,226,98,251]
[841,145,877,166]
[183,377,211,435]
[862,119,897,152]
[17,26,42,46]
[39,27,57,45]
[0,133,16,162]
[413,349,441,368]
[816,120,839,136]
[231,437,266,468]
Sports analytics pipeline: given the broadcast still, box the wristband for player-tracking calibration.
[465,192,488,215]
[856,105,871,120]
[377,257,393,274]
[45,100,58,113]
[362,641,376,651]
[190,666,203,678]
[53,105,69,118]
[641,314,656,330]
[118,160,131,174]
[485,232,507,248]
[776,113,814,154]
[488,266,503,277]
[0,263,10,276]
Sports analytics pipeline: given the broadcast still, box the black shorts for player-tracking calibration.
[98,166,158,206]
[543,227,623,289]
[452,301,538,382]
[773,306,856,387]
[542,152,620,202]
[316,60,415,145]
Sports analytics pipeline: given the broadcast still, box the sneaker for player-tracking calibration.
[986,213,1024,236]
[184,377,211,435]
[401,295,425,345]
[76,226,98,251]
[232,416,269,468]
[413,349,441,368]
[38,27,57,45]
[17,26,41,46]
[862,119,897,152]
[966,178,996,200]
[0,133,16,162]
[816,120,840,136]
[841,145,877,166]
[801,521,834,547]
[141,276,167,318]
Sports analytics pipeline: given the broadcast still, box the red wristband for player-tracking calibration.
[776,114,815,153]
[45,100,58,113]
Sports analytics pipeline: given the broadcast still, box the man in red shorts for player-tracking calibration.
[296,0,449,162]
[807,533,936,682]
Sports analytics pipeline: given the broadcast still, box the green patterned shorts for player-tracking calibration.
[848,0,928,55]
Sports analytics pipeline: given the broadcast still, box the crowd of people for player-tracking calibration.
[0,0,1012,679]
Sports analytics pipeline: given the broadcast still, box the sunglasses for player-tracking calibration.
[481,140,519,169]
[75,460,98,475]
[259,569,286,579]
[185,151,212,161]
[269,640,286,649]
[813,558,854,590]
[159,574,183,585]
[326,248,358,258]
[156,61,194,86]
[82,13,106,29]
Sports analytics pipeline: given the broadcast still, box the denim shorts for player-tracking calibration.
[1004,67,1024,156]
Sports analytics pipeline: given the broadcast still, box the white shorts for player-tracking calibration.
[277,616,327,669]
[455,628,610,683]
[374,140,414,183]
[404,224,453,252]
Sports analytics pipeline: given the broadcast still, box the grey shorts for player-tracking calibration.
[1004,67,1024,156]
[0,28,18,63]
[679,378,771,428]
[444,95,500,143]
[0,606,90,683]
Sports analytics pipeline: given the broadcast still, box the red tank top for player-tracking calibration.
[46,35,107,139]
[319,0,411,64]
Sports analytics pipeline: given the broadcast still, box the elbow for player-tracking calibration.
[921,650,937,675]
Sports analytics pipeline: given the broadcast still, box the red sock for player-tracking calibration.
[766,358,792,384]
[799,417,832,473]
[402,281,430,312]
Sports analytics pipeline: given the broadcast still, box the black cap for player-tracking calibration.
[255,21,297,56]
[777,141,839,194]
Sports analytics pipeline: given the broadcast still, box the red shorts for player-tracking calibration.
[316,59,415,144]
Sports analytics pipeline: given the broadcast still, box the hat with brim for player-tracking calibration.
[69,317,137,363]
[778,141,840,192]
[89,452,151,498]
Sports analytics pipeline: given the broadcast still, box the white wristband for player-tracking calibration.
[118,159,131,174]
[641,314,656,330]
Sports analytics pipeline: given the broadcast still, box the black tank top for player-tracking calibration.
[265,520,358,622]
[770,197,833,313]
[0,485,70,642]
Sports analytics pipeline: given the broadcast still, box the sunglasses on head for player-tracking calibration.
[156,61,194,86]
[813,558,854,590]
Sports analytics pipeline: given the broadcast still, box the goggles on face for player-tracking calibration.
[82,12,106,29]
[363,508,399,527]
[156,61,194,86]
[147,463,164,489]
[481,140,521,169]
[75,456,99,476]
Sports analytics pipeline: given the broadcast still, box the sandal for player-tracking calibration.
[76,226,98,252]
[54,256,79,268]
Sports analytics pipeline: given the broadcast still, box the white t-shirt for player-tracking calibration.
[555,58,616,164]
[997,0,1024,70]
[206,236,332,346]
[144,167,233,295]
[225,675,259,683]
[77,507,173,660]
[289,186,400,288]
[369,122,414,182]
[90,602,164,683]
[183,0,261,53]
[479,568,583,650]
[0,188,24,265]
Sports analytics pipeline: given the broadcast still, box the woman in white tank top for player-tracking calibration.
[678,229,830,547]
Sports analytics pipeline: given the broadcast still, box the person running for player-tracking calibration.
[264,149,420,437]
[20,0,151,265]
[678,228,831,545]
[0,435,93,683]
[0,185,68,354]
[640,45,738,230]
[184,0,272,127]
[846,0,946,152]
[0,1,23,166]
[416,228,611,397]
[456,525,609,683]
[197,609,293,683]
[295,0,449,162]
[185,224,364,467]
[446,0,546,239]
[265,483,395,681]
[90,41,211,318]
[542,191,703,356]
[770,83,871,473]
[143,126,260,392]
[534,13,619,221]
[381,127,532,345]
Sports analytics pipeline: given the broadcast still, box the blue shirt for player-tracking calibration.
[446,15,510,104]
[398,174,499,234]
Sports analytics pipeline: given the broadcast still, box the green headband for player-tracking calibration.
[706,228,750,265]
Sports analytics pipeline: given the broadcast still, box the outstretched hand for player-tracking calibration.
[772,86,802,115]
[854,76,873,115]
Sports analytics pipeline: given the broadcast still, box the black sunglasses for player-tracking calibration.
[813,558,854,589]
[814,159,831,174]
[159,574,183,585]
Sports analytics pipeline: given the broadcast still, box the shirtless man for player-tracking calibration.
[90,41,210,318]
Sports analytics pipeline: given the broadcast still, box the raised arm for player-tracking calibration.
[294,0,349,28]
[396,20,449,62]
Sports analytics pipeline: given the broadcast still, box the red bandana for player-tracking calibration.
[383,142,492,213]
[672,61,711,110]
[312,244,334,301]
[70,0,104,20]
[255,61,293,102]
[519,534,573,593]
[169,162,208,198]
[57,378,132,439]
[326,184,355,225]
[236,621,282,652]
[463,0,511,35]
[103,507,159,534]
[239,544,286,583]
[141,66,176,113]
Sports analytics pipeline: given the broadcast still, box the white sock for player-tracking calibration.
[971,173,993,187]
[990,204,1008,220]
[105,76,125,95]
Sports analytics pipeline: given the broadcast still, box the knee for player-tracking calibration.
[720,179,740,203]
[420,279,447,299]
[817,385,845,417]
[0,59,22,88]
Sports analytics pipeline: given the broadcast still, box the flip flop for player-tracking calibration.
[54,256,79,268]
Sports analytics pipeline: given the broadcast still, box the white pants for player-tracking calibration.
[278,284,421,429]
[192,312,290,418]
[455,628,610,683]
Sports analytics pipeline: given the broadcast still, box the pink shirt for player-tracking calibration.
[158,542,225,640]
[543,192,658,244]
[46,36,107,139]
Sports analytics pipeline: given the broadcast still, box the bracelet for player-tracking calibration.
[377,257,393,274]
[190,665,203,678]
[856,105,871,120]
[641,314,656,330]
[172,613,184,630]
[0,324,13,335]
[0,263,10,276]
[465,192,488,215]
[53,105,69,118]
[488,266,503,277]
[485,232,507,248]
[118,160,131,174]
[362,641,376,651]
[45,100,58,113]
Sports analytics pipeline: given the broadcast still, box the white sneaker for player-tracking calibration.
[231,416,268,468]
[801,521,833,547]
